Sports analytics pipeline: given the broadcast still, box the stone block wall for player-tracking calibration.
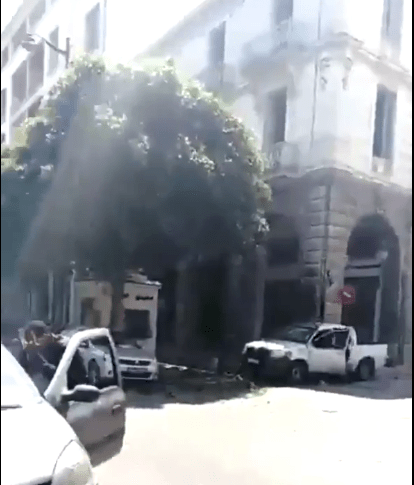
[269,168,412,331]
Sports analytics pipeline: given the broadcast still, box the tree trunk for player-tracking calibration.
[217,253,233,375]
[109,277,125,332]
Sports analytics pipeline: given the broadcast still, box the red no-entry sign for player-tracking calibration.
[337,286,356,305]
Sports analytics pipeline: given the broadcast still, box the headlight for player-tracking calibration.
[270,349,293,359]
[52,441,95,485]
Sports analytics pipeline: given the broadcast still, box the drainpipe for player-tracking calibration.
[47,270,54,323]
[309,0,324,153]
[102,0,108,54]
[319,175,332,323]
[69,268,77,327]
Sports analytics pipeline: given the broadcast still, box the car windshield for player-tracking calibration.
[270,326,315,344]
[1,345,42,409]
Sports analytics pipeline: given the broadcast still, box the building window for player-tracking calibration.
[275,0,293,24]
[269,88,287,144]
[29,0,46,30]
[381,0,404,51]
[208,22,226,69]
[11,61,28,115]
[1,89,6,125]
[12,22,27,54]
[85,4,101,52]
[373,85,396,161]
[1,46,9,70]
[48,27,59,74]
[206,22,226,91]
[28,43,45,97]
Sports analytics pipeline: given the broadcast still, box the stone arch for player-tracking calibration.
[342,214,400,344]
[347,214,400,261]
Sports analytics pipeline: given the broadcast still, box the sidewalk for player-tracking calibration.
[380,364,412,380]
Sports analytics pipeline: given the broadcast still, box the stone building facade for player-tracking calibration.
[138,0,412,363]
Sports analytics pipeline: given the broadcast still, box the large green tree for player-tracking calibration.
[11,54,270,328]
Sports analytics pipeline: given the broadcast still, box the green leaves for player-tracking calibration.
[6,53,271,279]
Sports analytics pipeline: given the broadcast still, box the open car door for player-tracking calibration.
[44,328,126,465]
[308,328,348,375]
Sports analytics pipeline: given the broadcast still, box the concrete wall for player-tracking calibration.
[75,280,112,328]
[145,0,411,188]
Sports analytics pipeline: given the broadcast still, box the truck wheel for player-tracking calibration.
[357,359,374,382]
[289,361,308,385]
[88,360,101,386]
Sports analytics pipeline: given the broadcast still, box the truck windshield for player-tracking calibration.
[271,326,315,344]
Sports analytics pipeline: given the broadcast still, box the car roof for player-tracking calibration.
[289,322,318,330]
[317,323,349,331]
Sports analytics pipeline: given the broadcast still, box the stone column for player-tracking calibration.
[301,178,358,324]
[301,183,329,321]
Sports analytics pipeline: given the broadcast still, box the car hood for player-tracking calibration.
[116,343,156,360]
[245,340,307,352]
[1,401,76,485]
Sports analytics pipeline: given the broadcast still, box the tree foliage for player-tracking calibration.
[12,54,270,280]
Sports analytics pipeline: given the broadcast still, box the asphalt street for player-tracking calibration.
[95,375,412,485]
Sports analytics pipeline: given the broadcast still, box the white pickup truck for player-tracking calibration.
[241,323,388,384]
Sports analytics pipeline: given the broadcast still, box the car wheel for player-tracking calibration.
[88,360,101,386]
[289,361,308,386]
[357,359,374,382]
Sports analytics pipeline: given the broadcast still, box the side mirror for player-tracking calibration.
[61,384,100,403]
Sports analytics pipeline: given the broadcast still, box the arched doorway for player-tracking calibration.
[342,214,400,344]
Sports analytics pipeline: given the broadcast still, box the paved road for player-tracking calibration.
[95,380,412,485]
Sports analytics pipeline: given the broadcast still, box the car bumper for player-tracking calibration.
[119,362,158,381]
[241,355,292,379]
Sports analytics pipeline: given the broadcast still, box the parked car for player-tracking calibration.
[241,323,388,384]
[1,327,126,480]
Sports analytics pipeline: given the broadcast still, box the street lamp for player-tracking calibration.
[21,34,70,69]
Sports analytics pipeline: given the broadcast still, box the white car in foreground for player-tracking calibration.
[1,344,96,485]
